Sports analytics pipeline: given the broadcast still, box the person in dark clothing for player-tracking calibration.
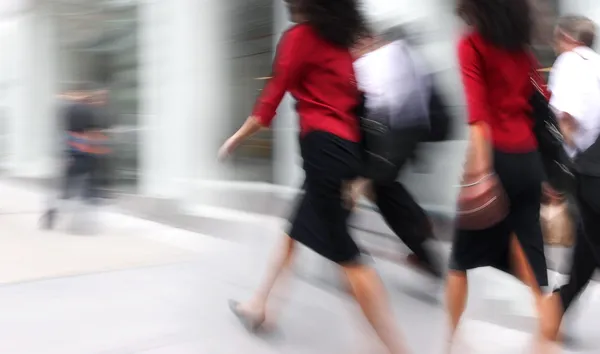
[349,28,443,278]
[41,89,106,230]
[540,15,600,343]
[88,88,114,197]
[371,180,441,277]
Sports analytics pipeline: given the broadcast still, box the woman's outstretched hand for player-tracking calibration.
[218,137,239,161]
[218,116,264,161]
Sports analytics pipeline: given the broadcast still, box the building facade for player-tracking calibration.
[0,0,590,212]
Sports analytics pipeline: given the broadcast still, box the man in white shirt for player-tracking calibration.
[348,27,444,279]
[353,35,430,130]
[549,19,600,159]
[542,15,600,342]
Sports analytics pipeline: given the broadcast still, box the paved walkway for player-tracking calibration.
[0,180,598,353]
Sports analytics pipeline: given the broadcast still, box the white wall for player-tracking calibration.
[0,17,19,168]
[1,2,59,177]
[138,0,231,199]
[559,0,600,52]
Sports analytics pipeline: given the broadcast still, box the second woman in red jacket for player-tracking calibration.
[446,0,549,349]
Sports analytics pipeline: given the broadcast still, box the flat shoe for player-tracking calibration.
[228,300,265,333]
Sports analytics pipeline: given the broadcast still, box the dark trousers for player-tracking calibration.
[559,174,600,311]
[296,177,436,270]
[59,153,98,202]
[372,181,439,275]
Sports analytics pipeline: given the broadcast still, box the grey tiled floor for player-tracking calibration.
[0,181,598,353]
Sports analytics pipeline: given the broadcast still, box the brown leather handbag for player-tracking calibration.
[456,172,509,230]
[540,201,574,247]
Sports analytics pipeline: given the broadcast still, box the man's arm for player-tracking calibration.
[558,112,578,148]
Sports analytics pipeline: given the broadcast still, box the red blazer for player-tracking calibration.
[459,31,549,152]
[252,24,361,142]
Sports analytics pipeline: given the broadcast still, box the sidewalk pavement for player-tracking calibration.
[0,180,598,353]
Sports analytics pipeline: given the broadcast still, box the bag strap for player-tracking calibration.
[525,50,551,100]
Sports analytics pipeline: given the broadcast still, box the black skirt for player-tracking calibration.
[288,131,363,264]
[449,150,549,287]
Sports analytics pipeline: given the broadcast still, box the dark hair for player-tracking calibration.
[300,0,369,48]
[457,0,532,50]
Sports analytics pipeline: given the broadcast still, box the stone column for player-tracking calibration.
[6,2,58,178]
[138,0,229,199]
[272,0,303,189]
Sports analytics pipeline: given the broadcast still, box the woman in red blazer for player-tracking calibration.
[446,0,549,349]
[220,0,406,352]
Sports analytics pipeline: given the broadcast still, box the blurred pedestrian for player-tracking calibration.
[220,0,407,352]
[446,0,549,348]
[41,85,109,231]
[541,15,600,342]
[349,27,445,279]
[89,88,114,199]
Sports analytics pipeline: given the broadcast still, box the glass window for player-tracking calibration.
[227,0,274,183]
[531,0,559,81]
[54,1,139,191]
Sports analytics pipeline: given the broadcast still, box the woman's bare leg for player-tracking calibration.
[509,235,543,318]
[342,263,408,354]
[446,270,468,350]
[234,234,296,325]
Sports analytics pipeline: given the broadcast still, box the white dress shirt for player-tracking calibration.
[549,46,600,158]
[353,39,430,129]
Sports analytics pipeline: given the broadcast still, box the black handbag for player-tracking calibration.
[356,95,400,182]
[425,85,452,142]
[529,75,575,193]
[355,42,431,183]
[356,95,426,183]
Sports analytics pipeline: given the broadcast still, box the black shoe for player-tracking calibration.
[40,209,56,230]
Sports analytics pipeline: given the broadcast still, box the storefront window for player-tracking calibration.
[228,0,274,182]
[531,0,559,81]
[54,0,139,190]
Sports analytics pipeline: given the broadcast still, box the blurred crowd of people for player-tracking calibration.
[36,0,600,352]
[217,0,600,353]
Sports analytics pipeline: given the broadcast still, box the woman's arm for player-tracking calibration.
[220,26,306,157]
[219,116,264,159]
[458,37,492,176]
[458,37,490,127]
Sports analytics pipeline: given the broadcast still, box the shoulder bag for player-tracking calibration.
[529,67,575,194]
[456,39,509,230]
